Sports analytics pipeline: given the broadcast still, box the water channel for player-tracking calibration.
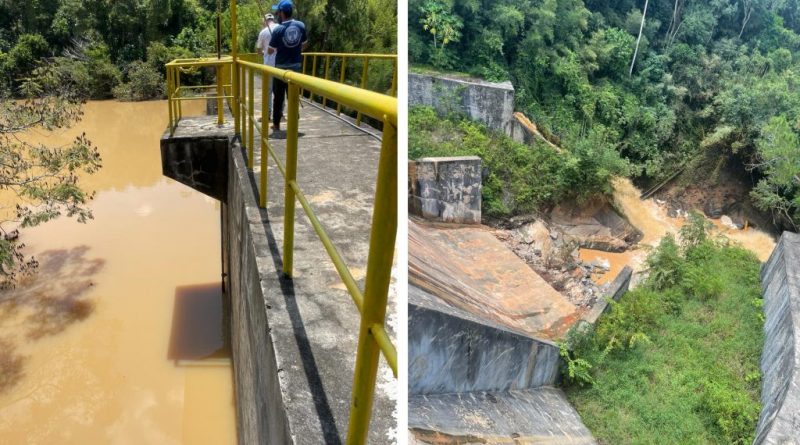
[581,178,777,285]
[0,101,237,444]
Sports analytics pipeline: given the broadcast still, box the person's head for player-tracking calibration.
[263,13,275,26]
[271,0,293,23]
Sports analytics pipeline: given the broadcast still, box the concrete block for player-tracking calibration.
[408,156,482,224]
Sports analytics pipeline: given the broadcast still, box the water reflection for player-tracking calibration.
[168,283,230,364]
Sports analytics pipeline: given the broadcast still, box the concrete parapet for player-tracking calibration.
[581,266,633,325]
[408,285,560,396]
[755,231,800,445]
[408,156,481,224]
[409,72,514,132]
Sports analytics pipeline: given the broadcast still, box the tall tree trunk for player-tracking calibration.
[630,0,649,77]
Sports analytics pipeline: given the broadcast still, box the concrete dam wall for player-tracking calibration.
[755,231,800,445]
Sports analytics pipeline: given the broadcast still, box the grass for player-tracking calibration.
[564,220,764,445]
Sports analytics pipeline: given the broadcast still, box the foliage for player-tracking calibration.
[113,61,165,101]
[409,106,628,216]
[750,115,800,229]
[0,64,101,288]
[564,221,764,444]
[409,0,800,228]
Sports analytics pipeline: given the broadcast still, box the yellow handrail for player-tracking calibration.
[167,48,397,443]
[236,58,397,445]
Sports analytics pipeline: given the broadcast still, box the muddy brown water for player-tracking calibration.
[0,101,237,444]
[581,178,776,285]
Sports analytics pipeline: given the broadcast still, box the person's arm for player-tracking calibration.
[267,46,276,55]
[268,29,278,55]
[256,32,264,55]
[302,40,309,51]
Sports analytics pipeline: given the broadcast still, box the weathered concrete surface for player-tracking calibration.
[168,101,396,443]
[409,156,481,224]
[409,72,514,132]
[160,116,233,201]
[409,285,560,396]
[408,388,596,445]
[581,266,633,325]
[409,219,579,340]
[755,231,800,445]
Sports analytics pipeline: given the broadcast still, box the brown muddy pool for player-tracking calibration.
[0,101,237,444]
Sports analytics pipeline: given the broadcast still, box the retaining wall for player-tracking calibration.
[755,231,800,445]
[409,72,514,132]
[408,285,560,396]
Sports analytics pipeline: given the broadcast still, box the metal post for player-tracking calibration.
[260,71,269,208]
[282,82,300,277]
[240,66,247,148]
[390,59,397,97]
[309,55,317,103]
[322,55,330,108]
[356,58,369,126]
[231,0,239,136]
[167,67,173,134]
[346,117,397,444]
[216,65,224,125]
[248,68,255,169]
[337,57,347,115]
[176,71,182,120]
[300,55,307,98]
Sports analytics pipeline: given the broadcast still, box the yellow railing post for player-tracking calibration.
[240,66,247,149]
[390,59,397,97]
[337,57,347,115]
[345,117,397,444]
[260,71,269,208]
[248,68,255,169]
[300,55,307,98]
[282,81,300,277]
[309,55,317,103]
[356,58,370,126]
[322,55,331,108]
[167,66,174,134]
[216,65,224,125]
[231,0,239,136]
[176,71,182,120]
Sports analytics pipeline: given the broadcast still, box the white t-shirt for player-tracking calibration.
[256,24,276,66]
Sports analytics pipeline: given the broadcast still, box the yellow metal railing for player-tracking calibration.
[166,56,234,135]
[232,59,397,444]
[166,4,397,441]
[301,52,398,125]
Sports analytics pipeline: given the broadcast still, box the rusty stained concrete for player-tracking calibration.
[409,218,580,341]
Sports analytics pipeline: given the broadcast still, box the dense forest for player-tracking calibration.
[410,0,800,230]
[0,0,397,100]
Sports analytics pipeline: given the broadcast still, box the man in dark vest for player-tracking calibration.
[267,0,308,134]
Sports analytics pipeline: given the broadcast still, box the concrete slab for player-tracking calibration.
[409,219,579,340]
[408,387,596,445]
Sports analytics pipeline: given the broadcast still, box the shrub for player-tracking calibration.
[113,61,164,101]
[700,380,760,444]
[646,234,682,290]
[2,34,49,86]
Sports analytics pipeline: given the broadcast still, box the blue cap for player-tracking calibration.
[272,0,293,14]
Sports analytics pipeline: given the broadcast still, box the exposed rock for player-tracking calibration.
[720,215,742,230]
[703,199,723,219]
[549,200,643,252]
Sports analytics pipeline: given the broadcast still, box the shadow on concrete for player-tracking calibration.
[0,246,103,340]
[258,198,342,445]
[168,282,231,364]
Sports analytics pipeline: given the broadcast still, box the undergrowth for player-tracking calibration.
[563,213,764,444]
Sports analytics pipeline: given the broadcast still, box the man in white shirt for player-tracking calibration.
[255,14,277,120]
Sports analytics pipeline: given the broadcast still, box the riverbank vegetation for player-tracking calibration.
[410,105,629,217]
[0,0,396,101]
[562,214,764,443]
[409,0,800,230]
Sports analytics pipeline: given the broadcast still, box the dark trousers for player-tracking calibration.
[272,64,301,128]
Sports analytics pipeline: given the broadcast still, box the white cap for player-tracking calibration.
[265,13,275,21]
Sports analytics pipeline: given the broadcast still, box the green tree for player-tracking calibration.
[0,65,102,288]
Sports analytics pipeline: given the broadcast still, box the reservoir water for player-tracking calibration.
[0,101,237,444]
